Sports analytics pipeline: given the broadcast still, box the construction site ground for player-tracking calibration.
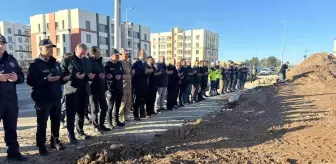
[1,53,336,163]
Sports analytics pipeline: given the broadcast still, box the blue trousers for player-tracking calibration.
[183,84,192,103]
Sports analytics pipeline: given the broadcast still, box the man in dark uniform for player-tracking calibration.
[27,39,66,155]
[60,43,94,144]
[221,64,228,94]
[201,61,209,98]
[60,53,72,129]
[232,63,239,91]
[0,34,26,161]
[228,62,234,92]
[145,56,157,117]
[279,62,289,82]
[238,64,248,90]
[88,46,111,133]
[166,58,178,110]
[154,56,168,112]
[183,60,193,104]
[132,49,148,120]
[191,60,200,103]
[105,49,125,128]
[197,60,205,101]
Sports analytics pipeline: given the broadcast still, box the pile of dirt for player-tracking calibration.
[287,52,336,86]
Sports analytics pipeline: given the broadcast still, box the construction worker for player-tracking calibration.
[60,43,94,144]
[105,49,125,128]
[119,48,132,122]
[208,62,217,96]
[214,61,221,95]
[0,34,26,161]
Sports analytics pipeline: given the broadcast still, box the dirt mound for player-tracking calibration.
[287,52,336,86]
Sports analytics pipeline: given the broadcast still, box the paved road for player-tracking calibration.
[16,83,35,118]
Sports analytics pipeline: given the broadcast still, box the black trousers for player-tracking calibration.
[0,98,19,154]
[65,91,89,138]
[35,101,61,147]
[178,83,187,105]
[146,87,157,116]
[223,78,231,93]
[90,91,108,128]
[106,90,123,125]
[167,84,178,109]
[60,95,66,123]
[133,87,146,118]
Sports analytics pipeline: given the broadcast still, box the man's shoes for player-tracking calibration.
[94,127,103,135]
[146,115,152,118]
[179,103,185,107]
[114,121,125,127]
[100,125,112,131]
[51,139,65,150]
[107,124,114,129]
[38,146,49,156]
[174,105,178,109]
[61,122,67,129]
[7,151,27,162]
[134,117,141,121]
[140,115,146,119]
[78,133,91,140]
[68,137,79,145]
[167,108,173,111]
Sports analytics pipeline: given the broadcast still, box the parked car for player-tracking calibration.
[260,68,272,75]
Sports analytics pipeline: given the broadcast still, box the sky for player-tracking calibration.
[1,0,336,64]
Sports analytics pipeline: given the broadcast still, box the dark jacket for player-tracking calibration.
[201,66,208,85]
[192,66,200,85]
[27,56,64,102]
[167,64,179,88]
[132,60,147,89]
[154,62,168,87]
[185,65,193,84]
[280,64,288,73]
[60,53,92,95]
[0,51,24,102]
[239,67,248,79]
[228,66,234,79]
[89,56,106,94]
[146,63,156,88]
[105,60,123,92]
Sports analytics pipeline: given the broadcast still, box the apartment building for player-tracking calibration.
[0,21,32,66]
[151,27,218,63]
[30,8,150,61]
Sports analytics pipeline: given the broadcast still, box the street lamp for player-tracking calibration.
[280,20,287,65]
[125,7,134,50]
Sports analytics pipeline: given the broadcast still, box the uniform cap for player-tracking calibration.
[39,39,56,47]
[0,34,7,44]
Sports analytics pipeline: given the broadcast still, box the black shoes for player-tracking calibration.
[134,117,141,121]
[68,137,79,145]
[100,125,112,131]
[113,121,125,127]
[38,146,48,156]
[94,127,103,135]
[50,139,65,150]
[7,151,27,162]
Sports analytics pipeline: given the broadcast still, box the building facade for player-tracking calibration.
[151,27,218,63]
[30,8,150,61]
[0,21,32,67]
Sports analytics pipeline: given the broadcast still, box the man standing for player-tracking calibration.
[251,65,257,83]
[0,34,26,161]
[183,60,193,104]
[154,56,168,112]
[60,43,94,144]
[119,48,132,122]
[201,61,209,98]
[88,46,111,134]
[191,60,200,103]
[27,39,66,155]
[166,58,178,110]
[105,49,125,127]
[132,49,148,120]
[279,62,289,82]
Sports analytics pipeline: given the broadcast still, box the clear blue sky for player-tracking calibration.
[1,0,335,64]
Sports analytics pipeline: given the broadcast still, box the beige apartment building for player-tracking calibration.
[0,21,31,67]
[151,27,218,63]
[30,8,150,61]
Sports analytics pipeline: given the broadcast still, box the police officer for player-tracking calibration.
[0,34,26,161]
[105,49,125,128]
[27,39,66,155]
[132,49,148,120]
[166,58,178,110]
[119,48,132,122]
[60,43,94,144]
[88,46,111,134]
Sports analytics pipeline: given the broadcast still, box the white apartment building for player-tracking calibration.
[30,8,150,61]
[151,27,218,63]
[0,21,32,67]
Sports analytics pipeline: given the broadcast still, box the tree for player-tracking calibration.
[260,58,267,67]
[250,57,259,66]
[266,56,281,67]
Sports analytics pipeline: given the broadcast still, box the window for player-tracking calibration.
[111,24,115,33]
[18,37,22,43]
[99,36,108,45]
[25,45,30,51]
[38,24,41,32]
[7,28,11,34]
[196,35,200,40]
[24,38,29,43]
[63,47,66,54]
[17,29,22,35]
[24,30,29,35]
[144,34,147,40]
[8,45,13,50]
[86,34,91,43]
[128,30,131,37]
[55,22,59,30]
[62,34,66,42]
[196,50,199,54]
[196,43,199,47]
[46,23,49,30]
[7,36,12,43]
[153,45,156,49]
[19,45,23,50]
[56,35,60,43]
[99,24,108,33]
[85,21,91,30]
[111,36,114,45]
[57,48,60,56]
[128,40,132,48]
[62,20,65,29]
[144,44,147,51]
[153,38,156,42]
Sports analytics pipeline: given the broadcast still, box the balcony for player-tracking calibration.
[15,50,32,53]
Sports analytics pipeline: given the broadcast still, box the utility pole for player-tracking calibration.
[280,20,287,65]
[114,0,121,50]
